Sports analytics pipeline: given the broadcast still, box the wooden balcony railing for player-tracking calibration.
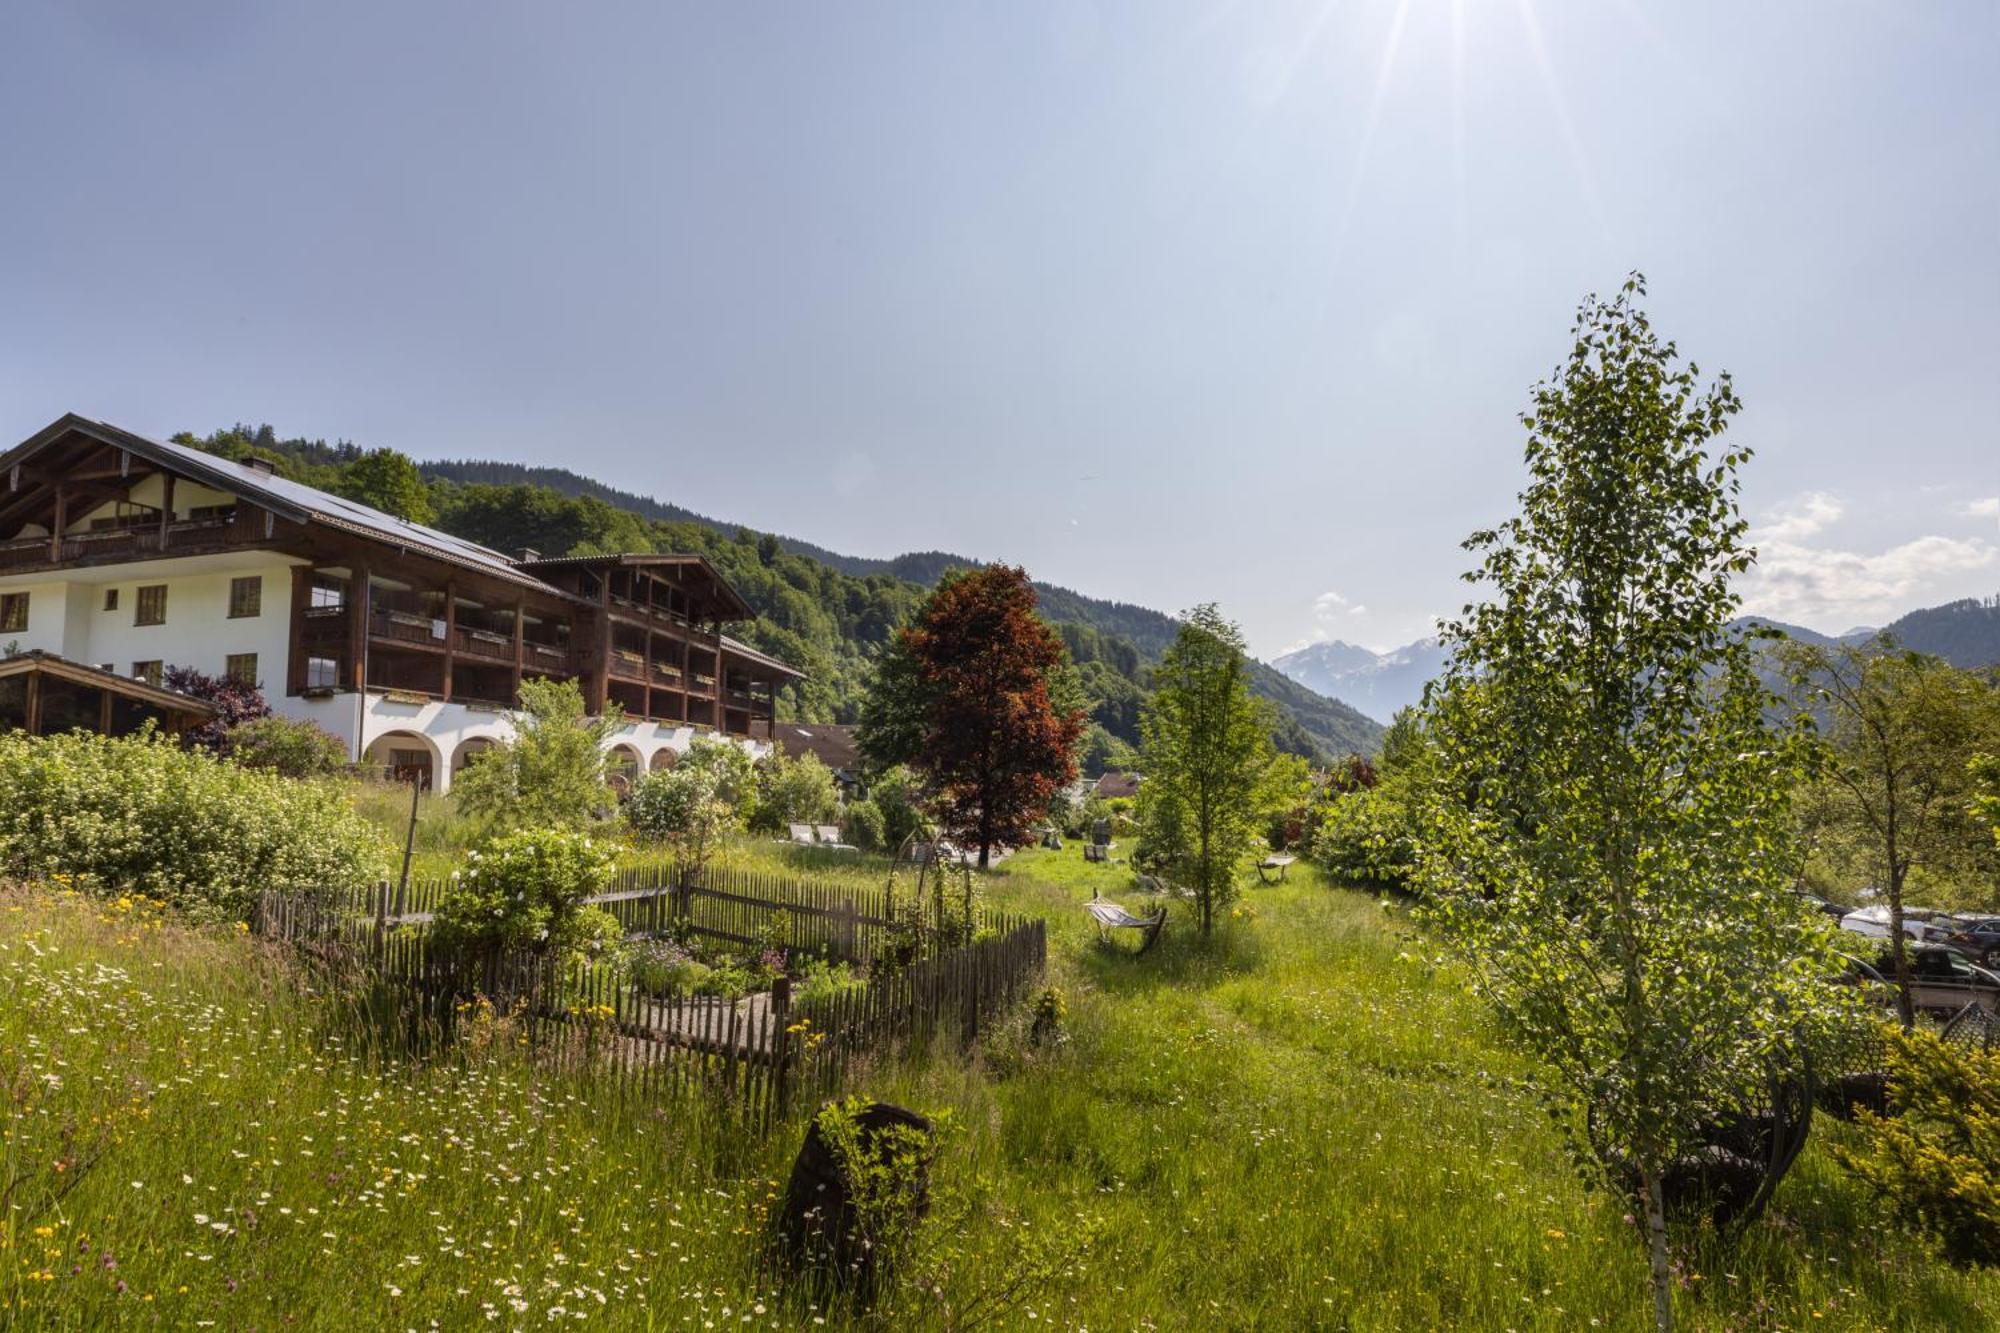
[0,519,236,573]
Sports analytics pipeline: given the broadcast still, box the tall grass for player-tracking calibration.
[7,849,1997,1329]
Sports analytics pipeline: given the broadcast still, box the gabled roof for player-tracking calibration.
[719,634,807,680]
[774,722,859,776]
[515,552,755,622]
[0,650,217,718]
[3,415,559,596]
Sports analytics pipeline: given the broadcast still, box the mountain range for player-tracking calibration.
[1275,599,2000,724]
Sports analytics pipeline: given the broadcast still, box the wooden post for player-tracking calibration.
[159,474,174,548]
[769,975,792,1125]
[511,595,525,701]
[287,565,311,696]
[23,672,41,736]
[97,687,112,735]
[48,483,65,562]
[442,579,456,702]
[348,561,371,692]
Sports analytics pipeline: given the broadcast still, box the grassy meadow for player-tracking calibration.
[6,845,1997,1329]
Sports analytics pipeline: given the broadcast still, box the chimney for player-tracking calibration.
[518,547,541,562]
[244,456,276,478]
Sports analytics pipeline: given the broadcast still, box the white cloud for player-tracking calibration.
[1759,490,1844,542]
[1964,497,2000,522]
[1313,590,1350,615]
[1742,498,2000,626]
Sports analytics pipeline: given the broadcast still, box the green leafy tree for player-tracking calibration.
[1409,278,1837,1333]
[1781,639,2000,1024]
[858,565,1085,867]
[868,765,928,854]
[339,447,437,524]
[679,734,759,820]
[752,748,842,833]
[454,678,620,829]
[1975,754,2000,848]
[1138,604,1296,933]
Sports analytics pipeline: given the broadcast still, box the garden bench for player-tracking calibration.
[812,824,858,852]
[786,823,819,846]
[1084,895,1167,954]
[1257,854,1297,884]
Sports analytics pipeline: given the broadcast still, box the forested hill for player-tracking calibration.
[180,426,1384,765]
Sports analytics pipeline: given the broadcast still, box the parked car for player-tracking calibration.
[1839,905,1945,942]
[1843,944,2000,1016]
[1939,916,2000,964]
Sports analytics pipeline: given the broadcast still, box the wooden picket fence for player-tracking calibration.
[252,872,1046,1130]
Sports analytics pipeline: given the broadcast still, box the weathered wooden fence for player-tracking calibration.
[252,874,1046,1129]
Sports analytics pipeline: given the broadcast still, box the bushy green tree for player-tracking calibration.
[1138,605,1298,932]
[680,735,759,819]
[1409,278,1841,1332]
[1781,639,2000,1024]
[627,763,737,877]
[0,729,382,919]
[868,765,928,854]
[841,797,887,851]
[339,447,437,524]
[751,749,841,833]
[455,679,620,829]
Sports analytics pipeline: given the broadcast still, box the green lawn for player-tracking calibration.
[4,848,1994,1329]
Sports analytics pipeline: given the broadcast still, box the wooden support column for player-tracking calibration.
[511,595,525,701]
[48,484,65,562]
[348,562,371,693]
[711,626,724,732]
[589,575,612,714]
[159,475,175,549]
[23,672,41,736]
[98,688,113,735]
[288,566,311,696]
[642,629,653,722]
[442,580,457,702]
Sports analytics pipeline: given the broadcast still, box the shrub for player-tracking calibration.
[628,763,736,876]
[842,798,887,851]
[163,664,273,751]
[430,826,616,961]
[1837,1026,2000,1265]
[0,728,381,919]
[1310,785,1416,889]
[226,715,350,778]
[624,938,712,998]
[794,957,865,1006]
[869,765,928,853]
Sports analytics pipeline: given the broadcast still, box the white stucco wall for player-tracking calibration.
[0,554,300,687]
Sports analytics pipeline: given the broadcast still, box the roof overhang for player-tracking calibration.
[515,552,756,621]
[0,650,218,718]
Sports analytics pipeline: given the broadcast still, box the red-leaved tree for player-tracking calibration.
[859,565,1085,868]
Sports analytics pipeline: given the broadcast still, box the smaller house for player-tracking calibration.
[1094,771,1141,800]
[774,722,863,794]
[0,650,215,738]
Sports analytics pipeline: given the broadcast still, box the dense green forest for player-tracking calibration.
[177,425,1384,766]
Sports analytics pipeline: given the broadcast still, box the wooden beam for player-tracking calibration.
[160,474,175,548]
[23,672,40,736]
[98,686,113,735]
[48,484,65,561]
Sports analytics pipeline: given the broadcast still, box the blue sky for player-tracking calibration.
[3,1,1995,657]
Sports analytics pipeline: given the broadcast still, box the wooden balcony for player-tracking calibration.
[0,518,237,575]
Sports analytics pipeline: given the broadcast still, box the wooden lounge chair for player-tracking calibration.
[787,823,818,846]
[1084,895,1167,954]
[812,824,858,852]
[1257,854,1297,884]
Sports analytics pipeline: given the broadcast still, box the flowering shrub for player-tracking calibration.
[1837,1026,2000,1265]
[429,826,615,961]
[0,729,381,919]
[224,715,350,778]
[1309,784,1417,890]
[627,763,736,875]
